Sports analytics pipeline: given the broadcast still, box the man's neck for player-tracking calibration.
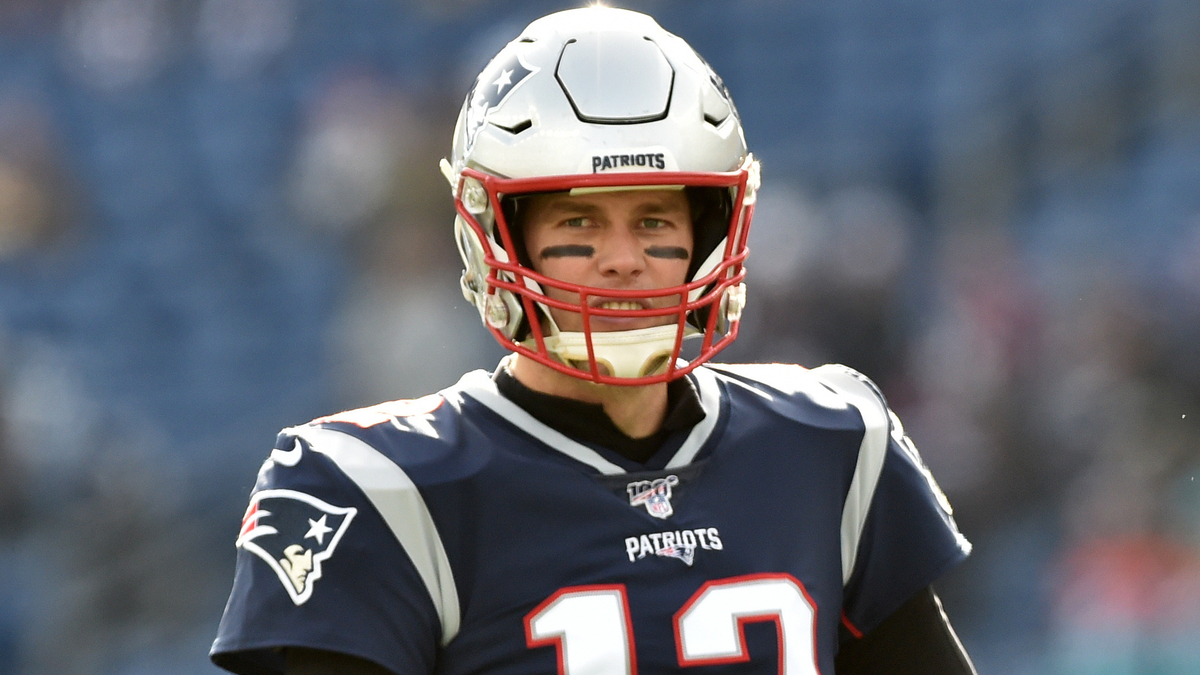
[508,354,669,439]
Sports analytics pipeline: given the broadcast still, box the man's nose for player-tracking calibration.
[596,226,645,278]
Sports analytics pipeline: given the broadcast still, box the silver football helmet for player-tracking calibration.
[442,7,759,385]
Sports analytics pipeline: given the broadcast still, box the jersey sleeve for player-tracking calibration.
[210,429,442,675]
[815,365,971,638]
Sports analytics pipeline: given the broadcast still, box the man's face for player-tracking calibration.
[519,188,694,334]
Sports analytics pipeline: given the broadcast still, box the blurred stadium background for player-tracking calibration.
[0,0,1197,673]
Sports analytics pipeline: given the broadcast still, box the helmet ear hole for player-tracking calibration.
[685,186,732,282]
[500,195,536,270]
[497,193,538,342]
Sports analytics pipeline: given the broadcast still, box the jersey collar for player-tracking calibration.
[447,361,722,475]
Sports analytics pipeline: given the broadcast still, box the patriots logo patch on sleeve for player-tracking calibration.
[236,489,357,605]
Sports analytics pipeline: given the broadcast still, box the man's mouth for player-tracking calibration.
[594,301,646,311]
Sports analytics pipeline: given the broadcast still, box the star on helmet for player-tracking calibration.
[492,69,513,94]
[461,52,537,159]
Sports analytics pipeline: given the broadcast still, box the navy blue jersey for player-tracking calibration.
[211,362,970,674]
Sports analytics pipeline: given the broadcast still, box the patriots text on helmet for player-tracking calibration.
[591,152,667,173]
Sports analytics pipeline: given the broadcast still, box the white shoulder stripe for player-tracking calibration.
[452,369,628,475]
[288,425,461,645]
[664,365,722,468]
[812,365,890,586]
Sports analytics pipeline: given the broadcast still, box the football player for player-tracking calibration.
[212,7,977,674]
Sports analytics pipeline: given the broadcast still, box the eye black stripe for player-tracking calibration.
[645,246,690,260]
[539,245,595,259]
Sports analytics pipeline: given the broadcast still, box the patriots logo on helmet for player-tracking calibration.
[462,49,538,156]
[237,489,357,606]
[627,475,680,519]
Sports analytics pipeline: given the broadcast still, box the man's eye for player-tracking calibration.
[563,217,588,228]
[642,218,667,229]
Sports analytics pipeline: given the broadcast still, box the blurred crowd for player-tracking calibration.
[0,1,1196,673]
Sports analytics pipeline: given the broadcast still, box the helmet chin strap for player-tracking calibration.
[533,324,701,379]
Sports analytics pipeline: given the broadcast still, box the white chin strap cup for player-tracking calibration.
[539,324,700,379]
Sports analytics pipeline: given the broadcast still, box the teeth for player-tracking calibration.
[598,301,642,311]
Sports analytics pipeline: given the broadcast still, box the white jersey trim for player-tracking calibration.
[665,365,722,468]
[450,361,723,475]
[452,370,627,475]
[287,425,462,645]
[811,365,891,586]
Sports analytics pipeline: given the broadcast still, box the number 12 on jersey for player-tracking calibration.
[524,573,819,675]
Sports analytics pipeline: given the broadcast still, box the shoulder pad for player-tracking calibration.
[273,422,462,645]
[809,364,892,585]
[705,362,851,411]
[809,364,888,412]
[309,393,446,429]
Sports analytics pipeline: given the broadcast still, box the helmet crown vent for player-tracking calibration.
[555,32,674,124]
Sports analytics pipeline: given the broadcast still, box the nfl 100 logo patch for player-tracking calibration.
[627,475,679,519]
